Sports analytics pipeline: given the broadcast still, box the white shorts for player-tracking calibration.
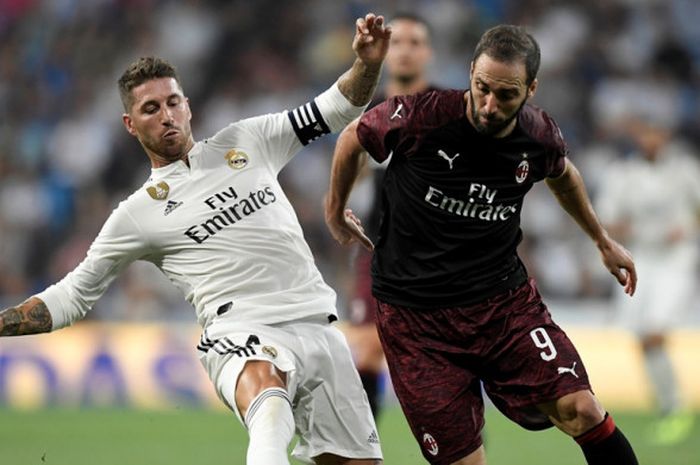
[198,317,382,464]
[616,248,696,336]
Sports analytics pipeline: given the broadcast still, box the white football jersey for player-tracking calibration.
[596,141,700,253]
[38,83,365,332]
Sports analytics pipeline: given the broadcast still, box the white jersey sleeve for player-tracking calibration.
[35,203,147,330]
[213,82,366,174]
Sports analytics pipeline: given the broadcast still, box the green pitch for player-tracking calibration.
[0,407,697,464]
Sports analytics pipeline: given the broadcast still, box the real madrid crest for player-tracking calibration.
[225,149,249,170]
[146,181,170,200]
[515,152,529,184]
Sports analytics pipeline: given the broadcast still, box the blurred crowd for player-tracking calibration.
[0,0,699,322]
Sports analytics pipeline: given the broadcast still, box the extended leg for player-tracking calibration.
[538,390,638,465]
[236,360,294,465]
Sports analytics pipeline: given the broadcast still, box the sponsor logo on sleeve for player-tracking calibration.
[390,103,404,120]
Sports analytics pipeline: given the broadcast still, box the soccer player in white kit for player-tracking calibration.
[596,116,700,445]
[0,13,390,465]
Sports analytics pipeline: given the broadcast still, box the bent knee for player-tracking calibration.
[543,391,605,437]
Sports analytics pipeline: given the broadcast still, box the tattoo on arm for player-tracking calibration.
[0,297,52,336]
[337,58,382,107]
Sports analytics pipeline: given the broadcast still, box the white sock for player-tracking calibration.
[245,387,295,465]
[644,346,681,415]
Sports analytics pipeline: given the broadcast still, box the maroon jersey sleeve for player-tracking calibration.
[356,95,409,163]
[357,90,465,163]
[519,105,568,178]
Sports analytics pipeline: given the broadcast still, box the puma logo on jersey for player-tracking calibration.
[557,362,579,378]
[164,200,183,216]
[437,149,460,170]
[390,104,404,120]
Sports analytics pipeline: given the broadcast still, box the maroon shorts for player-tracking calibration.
[375,278,591,465]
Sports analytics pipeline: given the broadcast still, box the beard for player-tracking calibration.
[469,88,528,136]
[142,125,192,162]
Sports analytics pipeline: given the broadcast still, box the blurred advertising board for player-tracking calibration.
[0,323,220,409]
[0,323,698,410]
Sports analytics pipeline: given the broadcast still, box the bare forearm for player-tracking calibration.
[545,161,609,247]
[0,296,52,336]
[326,121,367,218]
[337,58,382,107]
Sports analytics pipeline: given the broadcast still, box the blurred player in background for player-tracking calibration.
[343,12,437,419]
[596,117,700,445]
[326,24,639,465]
[0,13,390,465]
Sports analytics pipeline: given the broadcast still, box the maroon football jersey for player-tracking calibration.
[357,89,567,308]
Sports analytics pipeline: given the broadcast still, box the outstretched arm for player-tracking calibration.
[0,296,52,336]
[545,159,637,296]
[324,119,373,251]
[337,13,391,106]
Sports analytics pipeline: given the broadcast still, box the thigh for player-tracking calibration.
[482,280,592,430]
[200,324,298,424]
[291,324,382,464]
[235,360,287,418]
[375,300,484,465]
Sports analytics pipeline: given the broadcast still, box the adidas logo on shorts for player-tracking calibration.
[367,430,380,444]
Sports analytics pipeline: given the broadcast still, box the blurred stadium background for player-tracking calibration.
[0,0,698,464]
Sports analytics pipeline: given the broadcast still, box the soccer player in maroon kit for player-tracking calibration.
[325,25,639,465]
[345,12,437,419]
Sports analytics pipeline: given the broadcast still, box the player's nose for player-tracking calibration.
[483,94,498,114]
[159,106,175,124]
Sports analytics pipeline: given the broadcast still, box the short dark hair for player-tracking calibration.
[118,57,181,111]
[472,25,540,85]
[390,12,432,40]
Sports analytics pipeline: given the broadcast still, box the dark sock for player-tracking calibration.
[359,371,381,418]
[575,413,638,465]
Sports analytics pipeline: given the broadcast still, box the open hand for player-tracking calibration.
[325,206,374,251]
[352,13,391,67]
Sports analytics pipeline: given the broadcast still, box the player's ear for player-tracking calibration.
[527,78,538,99]
[122,113,137,136]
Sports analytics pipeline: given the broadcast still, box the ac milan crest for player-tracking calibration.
[422,433,439,456]
[515,153,529,183]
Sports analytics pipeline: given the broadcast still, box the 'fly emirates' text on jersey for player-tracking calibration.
[357,89,567,308]
[38,83,366,332]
